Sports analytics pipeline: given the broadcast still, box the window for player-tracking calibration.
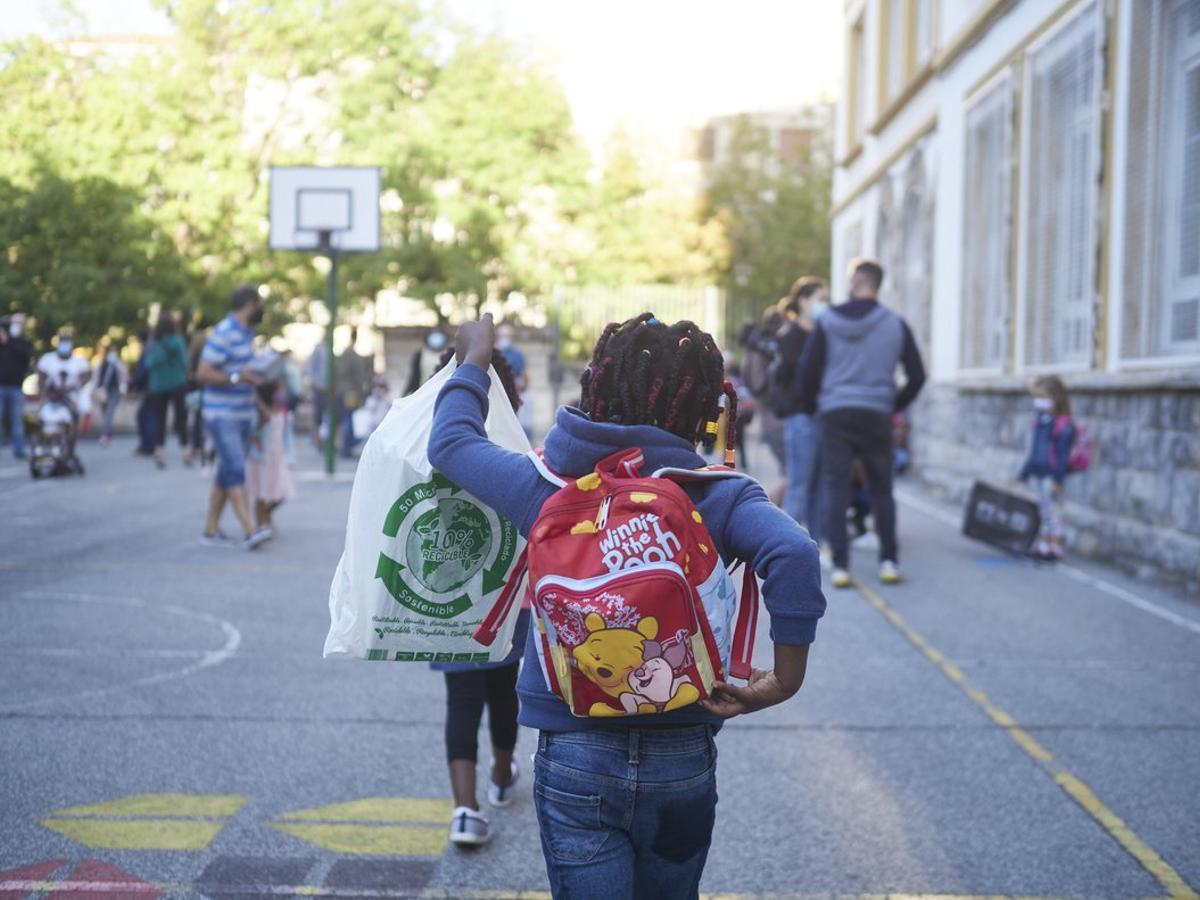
[848,15,868,149]
[961,75,1015,371]
[1020,3,1102,368]
[883,0,909,105]
[1122,0,1200,359]
[915,0,936,69]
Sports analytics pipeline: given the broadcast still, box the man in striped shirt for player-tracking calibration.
[195,284,271,550]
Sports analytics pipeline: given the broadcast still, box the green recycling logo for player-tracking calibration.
[375,473,518,620]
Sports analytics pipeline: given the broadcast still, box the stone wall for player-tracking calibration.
[910,376,1200,594]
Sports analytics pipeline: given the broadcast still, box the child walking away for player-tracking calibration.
[429,313,825,899]
[433,348,531,848]
[246,378,295,539]
[1018,375,1076,562]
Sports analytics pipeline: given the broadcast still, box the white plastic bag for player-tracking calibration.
[325,361,530,662]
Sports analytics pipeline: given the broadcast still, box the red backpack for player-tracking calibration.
[1050,415,1093,473]
[475,448,759,718]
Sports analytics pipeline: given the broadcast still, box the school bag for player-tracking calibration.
[1050,415,1093,473]
[475,447,759,718]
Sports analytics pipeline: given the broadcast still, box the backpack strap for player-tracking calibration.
[473,548,529,647]
[728,562,759,680]
[650,465,750,482]
[527,449,568,488]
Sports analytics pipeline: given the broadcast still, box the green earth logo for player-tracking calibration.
[406,498,491,593]
[374,473,519,620]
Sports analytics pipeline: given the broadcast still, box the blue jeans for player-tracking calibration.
[0,386,26,456]
[783,413,822,543]
[205,416,253,488]
[534,726,718,900]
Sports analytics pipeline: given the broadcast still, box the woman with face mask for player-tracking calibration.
[771,277,830,547]
[405,327,451,396]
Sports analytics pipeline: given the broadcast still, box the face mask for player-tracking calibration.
[496,337,513,351]
[810,301,830,320]
[249,307,265,325]
[427,333,447,351]
[57,341,73,357]
[9,322,22,337]
[1033,396,1053,412]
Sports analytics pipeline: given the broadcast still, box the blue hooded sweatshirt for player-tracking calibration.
[428,364,826,734]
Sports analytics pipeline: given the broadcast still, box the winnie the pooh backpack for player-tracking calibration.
[475,447,759,718]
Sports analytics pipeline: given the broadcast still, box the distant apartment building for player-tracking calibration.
[833,0,1200,590]
[691,105,835,173]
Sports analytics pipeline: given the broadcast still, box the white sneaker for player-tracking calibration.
[487,760,520,808]
[449,806,490,846]
[243,528,271,551]
[880,560,901,584]
[200,531,236,549]
[831,568,852,589]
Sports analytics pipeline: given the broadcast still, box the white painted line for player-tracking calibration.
[895,487,1200,639]
[1057,563,1200,637]
[0,592,242,713]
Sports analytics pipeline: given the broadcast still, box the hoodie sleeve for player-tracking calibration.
[720,478,825,644]
[793,323,827,415]
[428,363,557,536]
[893,320,926,412]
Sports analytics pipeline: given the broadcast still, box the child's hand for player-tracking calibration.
[701,644,810,718]
[701,670,797,718]
[455,313,495,370]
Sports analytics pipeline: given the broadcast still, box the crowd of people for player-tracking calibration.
[738,258,926,588]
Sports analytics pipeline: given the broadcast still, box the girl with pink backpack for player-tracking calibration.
[1018,375,1092,561]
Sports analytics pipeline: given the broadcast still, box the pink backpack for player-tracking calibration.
[1051,416,1093,473]
[475,448,759,718]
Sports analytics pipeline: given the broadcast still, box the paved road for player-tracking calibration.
[1,435,1198,899]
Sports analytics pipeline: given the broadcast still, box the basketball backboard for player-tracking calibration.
[269,166,381,252]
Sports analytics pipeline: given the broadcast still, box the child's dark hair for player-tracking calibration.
[439,348,522,413]
[580,313,738,462]
[1033,375,1071,417]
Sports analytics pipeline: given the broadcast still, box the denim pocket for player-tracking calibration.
[535,782,608,863]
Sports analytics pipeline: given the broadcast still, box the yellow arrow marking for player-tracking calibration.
[51,793,246,818]
[279,797,454,822]
[39,818,224,850]
[40,793,247,851]
[273,823,448,856]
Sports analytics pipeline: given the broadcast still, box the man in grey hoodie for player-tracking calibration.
[795,258,925,588]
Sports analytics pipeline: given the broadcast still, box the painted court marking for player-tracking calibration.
[0,592,241,714]
[852,578,1198,899]
[895,487,1200,637]
[0,883,1067,900]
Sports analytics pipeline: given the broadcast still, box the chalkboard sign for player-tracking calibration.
[962,481,1041,555]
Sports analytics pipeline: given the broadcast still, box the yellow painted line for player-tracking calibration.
[39,817,224,850]
[854,579,1200,900]
[51,792,247,818]
[279,797,454,822]
[272,822,448,855]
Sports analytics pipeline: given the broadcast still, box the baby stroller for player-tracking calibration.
[27,386,85,478]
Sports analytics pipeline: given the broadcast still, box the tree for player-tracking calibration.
[702,115,832,332]
[0,173,202,345]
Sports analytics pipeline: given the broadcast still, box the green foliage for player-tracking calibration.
[702,115,832,332]
[572,129,726,287]
[0,173,203,346]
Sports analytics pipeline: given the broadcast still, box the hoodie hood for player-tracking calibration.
[542,406,705,477]
[821,300,890,343]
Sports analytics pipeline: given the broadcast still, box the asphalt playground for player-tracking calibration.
[1,434,1198,899]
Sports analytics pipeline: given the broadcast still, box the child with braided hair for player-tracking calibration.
[428,313,824,899]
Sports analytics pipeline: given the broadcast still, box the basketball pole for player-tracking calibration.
[320,230,338,476]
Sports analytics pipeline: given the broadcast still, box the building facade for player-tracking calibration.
[833,0,1200,591]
